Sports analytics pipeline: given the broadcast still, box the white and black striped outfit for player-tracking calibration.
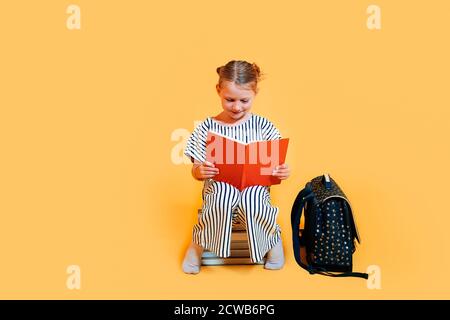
[184,113,282,263]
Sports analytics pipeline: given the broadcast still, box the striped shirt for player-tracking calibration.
[184,113,282,163]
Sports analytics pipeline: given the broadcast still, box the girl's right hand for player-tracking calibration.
[193,161,219,180]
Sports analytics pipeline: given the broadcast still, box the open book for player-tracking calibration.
[205,131,289,191]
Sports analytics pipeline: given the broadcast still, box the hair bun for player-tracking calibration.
[252,63,261,78]
[216,66,222,75]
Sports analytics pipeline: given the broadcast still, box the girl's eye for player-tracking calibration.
[226,99,249,103]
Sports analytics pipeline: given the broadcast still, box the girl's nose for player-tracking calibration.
[232,105,241,112]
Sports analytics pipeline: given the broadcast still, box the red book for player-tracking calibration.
[205,131,289,191]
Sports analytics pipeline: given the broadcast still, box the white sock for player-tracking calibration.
[264,239,285,270]
[182,241,204,274]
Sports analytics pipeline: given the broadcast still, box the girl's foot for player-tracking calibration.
[182,241,204,274]
[264,239,285,270]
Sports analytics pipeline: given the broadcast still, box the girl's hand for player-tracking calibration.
[193,161,219,181]
[272,163,290,180]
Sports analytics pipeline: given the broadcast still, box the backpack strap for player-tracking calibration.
[308,268,369,278]
[291,184,369,279]
[291,184,315,273]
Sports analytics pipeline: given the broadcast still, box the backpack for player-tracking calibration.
[291,174,368,279]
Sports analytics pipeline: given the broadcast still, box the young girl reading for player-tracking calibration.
[182,60,291,274]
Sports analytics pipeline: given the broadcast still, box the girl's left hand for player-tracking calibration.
[272,163,290,180]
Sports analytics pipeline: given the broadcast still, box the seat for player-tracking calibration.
[198,209,266,266]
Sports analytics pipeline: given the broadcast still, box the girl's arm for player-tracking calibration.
[191,159,219,181]
[272,163,291,180]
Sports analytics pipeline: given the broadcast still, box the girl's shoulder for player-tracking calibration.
[253,114,281,139]
[252,113,278,128]
[193,116,213,131]
[252,113,269,122]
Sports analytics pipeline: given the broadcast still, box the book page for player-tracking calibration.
[242,138,289,190]
[206,131,245,189]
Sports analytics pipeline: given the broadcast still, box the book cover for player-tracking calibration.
[205,131,289,191]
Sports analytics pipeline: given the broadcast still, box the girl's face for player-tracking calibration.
[216,81,257,122]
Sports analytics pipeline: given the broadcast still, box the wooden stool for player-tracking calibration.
[198,209,265,266]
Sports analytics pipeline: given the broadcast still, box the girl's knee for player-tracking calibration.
[204,180,239,195]
[239,185,270,210]
[203,185,240,213]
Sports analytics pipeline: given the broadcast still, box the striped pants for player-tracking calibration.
[192,179,281,263]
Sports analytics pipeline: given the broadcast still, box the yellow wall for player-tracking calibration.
[1,0,449,299]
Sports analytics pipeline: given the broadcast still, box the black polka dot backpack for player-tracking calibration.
[291,174,368,279]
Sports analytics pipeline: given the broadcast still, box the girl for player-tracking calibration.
[182,60,291,274]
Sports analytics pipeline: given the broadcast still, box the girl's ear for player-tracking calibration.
[216,84,221,94]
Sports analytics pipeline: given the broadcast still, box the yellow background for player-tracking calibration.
[1,0,449,299]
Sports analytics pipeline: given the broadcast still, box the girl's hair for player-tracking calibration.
[216,60,264,93]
